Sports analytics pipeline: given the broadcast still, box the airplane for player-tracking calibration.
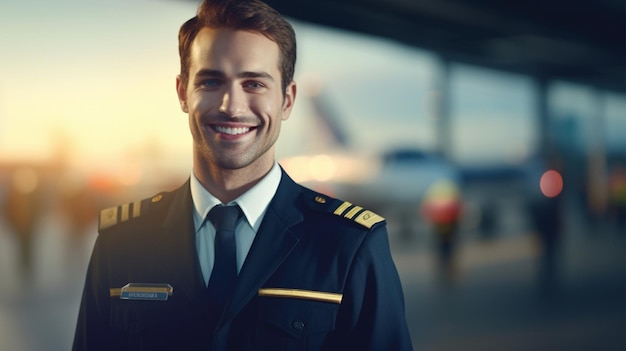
[278,78,464,240]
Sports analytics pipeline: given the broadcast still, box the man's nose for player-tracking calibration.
[218,87,246,117]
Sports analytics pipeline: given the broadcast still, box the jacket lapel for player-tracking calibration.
[160,180,208,308]
[221,170,304,323]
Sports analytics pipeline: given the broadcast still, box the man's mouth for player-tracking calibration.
[213,125,252,135]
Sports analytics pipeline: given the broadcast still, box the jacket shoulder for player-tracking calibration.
[98,192,168,231]
[300,188,385,230]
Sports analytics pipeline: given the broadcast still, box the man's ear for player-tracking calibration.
[281,81,297,121]
[176,75,188,113]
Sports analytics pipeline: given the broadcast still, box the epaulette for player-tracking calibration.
[98,193,165,231]
[305,192,385,230]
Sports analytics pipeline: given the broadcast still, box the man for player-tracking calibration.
[73,0,412,350]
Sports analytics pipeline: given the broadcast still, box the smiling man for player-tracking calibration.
[180,26,294,202]
[72,0,412,350]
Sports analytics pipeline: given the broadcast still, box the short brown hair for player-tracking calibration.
[178,0,297,93]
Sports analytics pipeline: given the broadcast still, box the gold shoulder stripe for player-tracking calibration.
[99,206,118,230]
[132,200,142,218]
[258,288,342,304]
[344,205,363,220]
[333,201,352,216]
[354,210,385,229]
[329,200,385,229]
[99,199,146,231]
[121,203,130,222]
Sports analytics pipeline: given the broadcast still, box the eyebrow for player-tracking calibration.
[195,69,275,81]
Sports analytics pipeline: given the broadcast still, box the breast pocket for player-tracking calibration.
[255,296,339,350]
[110,298,175,335]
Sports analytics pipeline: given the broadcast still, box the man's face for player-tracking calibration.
[177,27,296,172]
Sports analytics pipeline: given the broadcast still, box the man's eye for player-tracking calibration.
[200,79,221,87]
[244,81,265,89]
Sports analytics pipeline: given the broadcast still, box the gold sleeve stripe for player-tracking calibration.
[344,206,363,220]
[110,288,122,297]
[132,200,142,218]
[258,288,343,304]
[120,203,130,222]
[333,201,352,216]
[354,210,385,229]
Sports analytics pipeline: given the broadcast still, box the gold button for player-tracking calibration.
[151,194,163,203]
[314,196,326,204]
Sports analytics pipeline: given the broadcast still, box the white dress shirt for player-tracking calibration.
[190,163,282,286]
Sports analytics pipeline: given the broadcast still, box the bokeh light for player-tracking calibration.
[540,169,563,197]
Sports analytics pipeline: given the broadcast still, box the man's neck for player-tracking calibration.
[193,160,274,204]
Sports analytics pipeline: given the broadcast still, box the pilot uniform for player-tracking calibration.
[73,168,413,350]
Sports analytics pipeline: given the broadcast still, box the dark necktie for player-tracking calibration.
[207,205,241,319]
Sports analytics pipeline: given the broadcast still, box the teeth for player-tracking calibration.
[215,126,250,135]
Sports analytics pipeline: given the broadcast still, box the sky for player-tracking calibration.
[0,0,445,171]
[1,0,623,176]
[0,0,193,169]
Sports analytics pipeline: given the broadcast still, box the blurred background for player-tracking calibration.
[0,0,624,350]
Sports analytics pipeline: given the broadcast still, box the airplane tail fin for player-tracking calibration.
[307,89,349,148]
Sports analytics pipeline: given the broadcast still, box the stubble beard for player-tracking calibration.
[191,114,281,174]
[198,136,276,172]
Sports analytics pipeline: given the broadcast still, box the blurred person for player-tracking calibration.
[527,153,564,297]
[530,190,563,296]
[72,0,412,350]
[607,159,626,232]
[432,222,459,284]
[420,180,462,285]
[56,180,101,273]
[58,183,99,239]
[1,168,45,281]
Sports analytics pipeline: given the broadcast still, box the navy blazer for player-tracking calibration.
[73,170,412,350]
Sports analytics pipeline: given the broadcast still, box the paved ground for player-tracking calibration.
[0,202,623,350]
[390,206,625,351]
[0,213,94,351]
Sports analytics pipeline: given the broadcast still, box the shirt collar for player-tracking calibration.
[190,162,282,232]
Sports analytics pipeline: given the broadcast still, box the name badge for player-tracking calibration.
[110,283,173,301]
